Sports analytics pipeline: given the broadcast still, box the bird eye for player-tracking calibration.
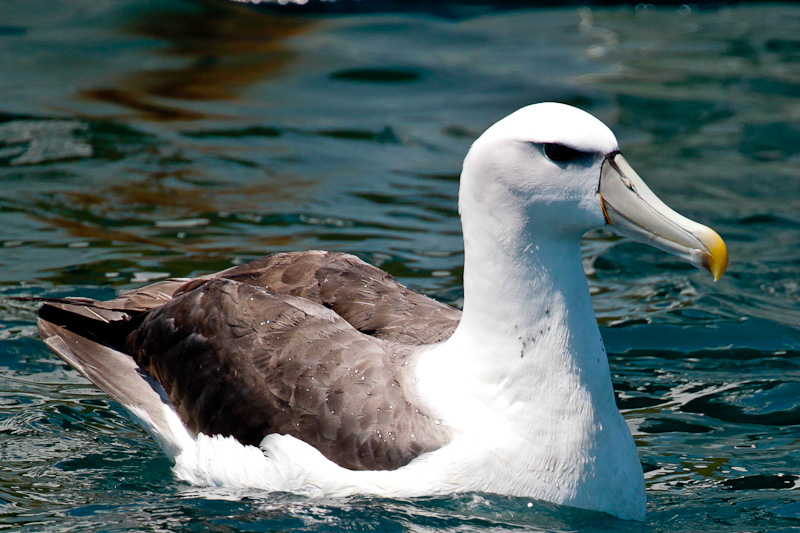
[543,143,586,163]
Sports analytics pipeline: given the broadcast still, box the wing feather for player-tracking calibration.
[27,251,458,471]
[218,251,460,344]
[126,277,450,470]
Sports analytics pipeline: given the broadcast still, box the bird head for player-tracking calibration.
[460,102,728,280]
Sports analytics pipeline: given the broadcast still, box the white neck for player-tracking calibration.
[422,206,616,430]
[412,189,645,519]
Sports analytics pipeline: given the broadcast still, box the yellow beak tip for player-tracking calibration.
[704,232,729,282]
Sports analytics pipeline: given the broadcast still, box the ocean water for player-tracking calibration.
[1,1,800,530]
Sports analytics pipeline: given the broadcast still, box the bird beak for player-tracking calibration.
[598,152,728,281]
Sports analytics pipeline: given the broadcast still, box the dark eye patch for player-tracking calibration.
[543,143,587,163]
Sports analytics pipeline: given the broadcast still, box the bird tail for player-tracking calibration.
[38,316,195,460]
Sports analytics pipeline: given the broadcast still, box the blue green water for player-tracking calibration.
[1,1,800,530]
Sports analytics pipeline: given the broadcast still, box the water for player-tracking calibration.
[1,1,800,530]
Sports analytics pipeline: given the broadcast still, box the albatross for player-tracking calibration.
[30,103,728,521]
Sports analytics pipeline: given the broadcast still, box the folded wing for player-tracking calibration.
[34,252,457,471]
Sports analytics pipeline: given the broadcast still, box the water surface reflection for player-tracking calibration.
[2,2,800,531]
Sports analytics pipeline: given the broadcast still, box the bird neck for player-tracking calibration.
[417,199,619,433]
[410,208,645,516]
[459,231,612,409]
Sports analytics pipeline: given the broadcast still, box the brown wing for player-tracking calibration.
[31,251,459,470]
[126,277,450,470]
[34,251,461,346]
[216,251,461,345]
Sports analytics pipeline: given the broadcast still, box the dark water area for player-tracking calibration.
[1,0,800,530]
[209,0,800,18]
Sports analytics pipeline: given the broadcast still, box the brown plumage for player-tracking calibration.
[34,251,458,471]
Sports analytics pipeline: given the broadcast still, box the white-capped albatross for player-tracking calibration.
[29,103,728,521]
